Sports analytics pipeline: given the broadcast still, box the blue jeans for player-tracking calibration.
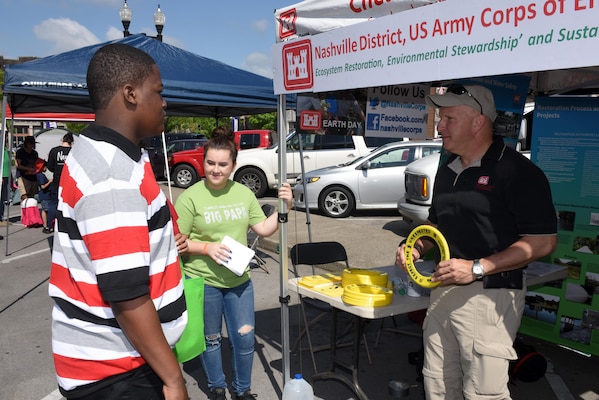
[200,279,255,395]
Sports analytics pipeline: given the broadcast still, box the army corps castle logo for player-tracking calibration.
[282,39,313,91]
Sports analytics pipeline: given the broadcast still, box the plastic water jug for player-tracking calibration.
[282,373,314,400]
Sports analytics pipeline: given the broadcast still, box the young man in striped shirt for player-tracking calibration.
[48,43,188,400]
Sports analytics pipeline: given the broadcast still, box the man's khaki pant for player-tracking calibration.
[18,176,38,199]
[422,281,525,400]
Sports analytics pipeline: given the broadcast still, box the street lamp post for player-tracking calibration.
[119,1,166,42]
[154,5,166,42]
[119,0,132,37]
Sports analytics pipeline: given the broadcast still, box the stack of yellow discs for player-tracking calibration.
[298,273,342,288]
[342,284,393,307]
[342,268,388,287]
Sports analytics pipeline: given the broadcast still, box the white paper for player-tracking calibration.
[220,235,255,276]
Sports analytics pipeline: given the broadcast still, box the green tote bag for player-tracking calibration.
[173,261,206,363]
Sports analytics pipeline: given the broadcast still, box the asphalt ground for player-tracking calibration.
[1,183,599,400]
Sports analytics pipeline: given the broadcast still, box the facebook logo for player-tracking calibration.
[367,114,380,131]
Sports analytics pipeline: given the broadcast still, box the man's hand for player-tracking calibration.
[431,258,477,285]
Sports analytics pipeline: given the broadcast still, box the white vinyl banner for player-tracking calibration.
[273,0,599,94]
[274,0,442,42]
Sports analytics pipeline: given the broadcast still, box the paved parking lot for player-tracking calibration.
[1,183,599,399]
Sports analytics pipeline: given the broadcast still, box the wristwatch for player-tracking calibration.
[472,259,485,280]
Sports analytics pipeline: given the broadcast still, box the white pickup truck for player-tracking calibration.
[398,149,531,224]
[233,132,393,197]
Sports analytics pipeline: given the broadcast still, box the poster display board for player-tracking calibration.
[365,84,428,139]
[520,96,599,356]
[461,74,531,147]
[296,90,366,136]
[297,85,430,140]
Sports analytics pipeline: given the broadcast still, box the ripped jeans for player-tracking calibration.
[200,279,255,395]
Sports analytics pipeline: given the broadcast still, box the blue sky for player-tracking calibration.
[0,0,292,78]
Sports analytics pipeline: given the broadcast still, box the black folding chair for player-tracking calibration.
[290,241,371,373]
[247,204,275,273]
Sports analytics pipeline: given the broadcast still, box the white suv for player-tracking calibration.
[233,132,394,197]
[397,152,441,224]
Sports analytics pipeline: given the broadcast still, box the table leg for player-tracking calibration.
[310,309,369,400]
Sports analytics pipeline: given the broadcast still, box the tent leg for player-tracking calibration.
[297,134,312,243]
[278,94,291,389]
[1,95,13,255]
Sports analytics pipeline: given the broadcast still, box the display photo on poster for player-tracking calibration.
[560,314,590,345]
[560,309,599,346]
[552,257,582,281]
[296,90,366,136]
[523,292,560,325]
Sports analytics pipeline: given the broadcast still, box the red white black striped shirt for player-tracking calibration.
[49,126,186,396]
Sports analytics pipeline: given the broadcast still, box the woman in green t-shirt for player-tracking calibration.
[175,128,292,400]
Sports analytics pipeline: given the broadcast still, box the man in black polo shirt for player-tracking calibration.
[397,84,557,399]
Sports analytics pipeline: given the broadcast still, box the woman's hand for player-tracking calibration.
[278,182,293,209]
[206,243,232,265]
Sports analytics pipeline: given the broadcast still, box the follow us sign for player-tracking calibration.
[365,84,428,139]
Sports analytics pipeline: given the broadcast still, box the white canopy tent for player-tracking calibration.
[273,0,599,387]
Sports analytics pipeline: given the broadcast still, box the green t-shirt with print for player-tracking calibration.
[175,180,266,288]
[2,149,9,178]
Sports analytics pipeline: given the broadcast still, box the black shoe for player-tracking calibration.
[234,390,257,400]
[0,235,3,240]
[209,387,227,400]
[42,227,52,234]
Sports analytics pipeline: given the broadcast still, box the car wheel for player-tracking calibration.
[235,167,267,197]
[319,186,355,218]
[173,164,198,189]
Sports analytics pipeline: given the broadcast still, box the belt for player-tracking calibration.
[483,268,525,290]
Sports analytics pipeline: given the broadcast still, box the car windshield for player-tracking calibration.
[266,131,296,149]
[341,153,370,167]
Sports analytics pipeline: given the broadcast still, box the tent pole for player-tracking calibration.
[296,134,312,242]
[277,94,291,386]
[1,95,9,255]
[159,131,173,202]
[1,95,14,255]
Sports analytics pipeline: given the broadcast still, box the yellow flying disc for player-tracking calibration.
[404,225,450,289]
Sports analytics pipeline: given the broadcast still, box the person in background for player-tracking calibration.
[47,131,74,185]
[175,129,293,400]
[36,160,54,234]
[396,84,557,399]
[46,131,74,231]
[15,135,39,200]
[48,43,188,400]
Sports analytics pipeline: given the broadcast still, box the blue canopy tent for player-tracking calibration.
[1,34,295,254]
[2,34,288,118]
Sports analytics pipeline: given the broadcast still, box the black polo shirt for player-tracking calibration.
[429,136,556,260]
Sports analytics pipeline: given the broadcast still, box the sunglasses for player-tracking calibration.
[446,84,483,115]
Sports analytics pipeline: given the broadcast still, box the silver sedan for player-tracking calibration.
[293,140,442,218]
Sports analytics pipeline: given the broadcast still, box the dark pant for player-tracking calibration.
[67,364,164,400]
[47,192,58,230]
[0,177,7,220]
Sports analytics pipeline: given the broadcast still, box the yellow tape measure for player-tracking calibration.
[404,225,450,289]
[342,284,393,307]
